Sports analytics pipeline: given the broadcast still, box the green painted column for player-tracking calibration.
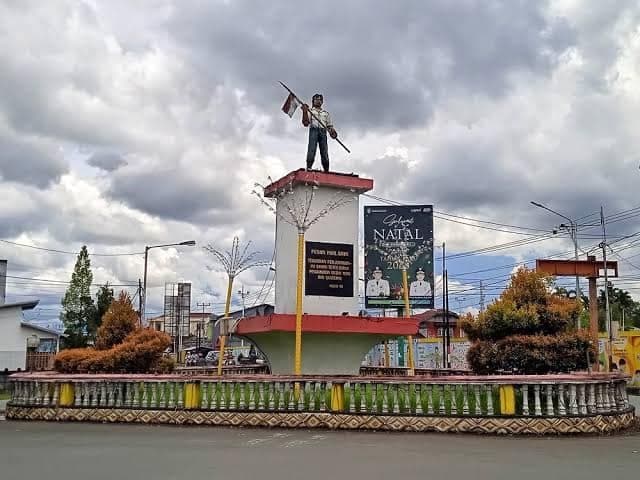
[397,337,405,367]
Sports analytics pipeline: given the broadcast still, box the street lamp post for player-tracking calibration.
[530,201,581,328]
[141,240,196,326]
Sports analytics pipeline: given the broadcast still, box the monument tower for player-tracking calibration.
[235,86,418,375]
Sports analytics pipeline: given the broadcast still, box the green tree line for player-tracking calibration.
[554,284,640,331]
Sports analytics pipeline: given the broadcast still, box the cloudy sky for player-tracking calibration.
[2,0,640,327]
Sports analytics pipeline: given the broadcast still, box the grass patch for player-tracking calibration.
[0,391,10,401]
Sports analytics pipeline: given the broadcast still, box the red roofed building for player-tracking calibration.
[413,309,464,339]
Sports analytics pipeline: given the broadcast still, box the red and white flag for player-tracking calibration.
[281,92,300,118]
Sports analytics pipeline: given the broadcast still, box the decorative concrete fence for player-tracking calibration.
[359,366,470,377]
[6,372,634,435]
[175,365,270,376]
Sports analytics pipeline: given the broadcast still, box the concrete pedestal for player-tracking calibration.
[246,169,416,375]
[236,313,418,375]
[266,169,373,316]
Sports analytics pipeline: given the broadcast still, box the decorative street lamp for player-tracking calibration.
[141,240,196,326]
[204,237,269,375]
[253,180,355,375]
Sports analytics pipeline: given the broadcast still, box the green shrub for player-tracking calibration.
[463,268,589,374]
[94,291,138,350]
[467,331,595,374]
[54,328,171,373]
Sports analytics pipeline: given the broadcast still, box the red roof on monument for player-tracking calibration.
[264,169,373,197]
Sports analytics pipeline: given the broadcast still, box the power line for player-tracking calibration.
[364,193,551,236]
[434,211,550,232]
[250,249,276,308]
[0,239,144,256]
[1,274,136,288]
[579,204,640,226]
[438,234,557,261]
[608,247,640,273]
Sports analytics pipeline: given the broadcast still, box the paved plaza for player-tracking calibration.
[0,420,638,480]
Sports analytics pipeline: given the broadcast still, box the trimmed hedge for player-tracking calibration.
[54,328,173,374]
[467,331,595,375]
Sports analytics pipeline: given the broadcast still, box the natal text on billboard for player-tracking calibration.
[364,205,434,309]
[305,241,354,297]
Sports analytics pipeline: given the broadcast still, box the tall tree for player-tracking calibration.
[60,246,96,348]
[89,283,114,343]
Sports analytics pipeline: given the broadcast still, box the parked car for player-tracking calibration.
[205,351,218,365]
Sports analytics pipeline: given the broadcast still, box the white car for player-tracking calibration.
[205,351,219,364]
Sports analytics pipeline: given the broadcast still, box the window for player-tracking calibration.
[436,327,454,338]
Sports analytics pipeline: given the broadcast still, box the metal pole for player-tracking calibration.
[442,243,446,369]
[401,268,415,375]
[445,269,450,368]
[142,246,150,325]
[217,276,234,376]
[294,231,305,375]
[530,202,582,327]
[600,206,613,371]
[238,286,248,318]
[138,279,143,327]
[141,241,195,329]
[572,221,581,328]
[588,275,599,371]
[197,302,211,354]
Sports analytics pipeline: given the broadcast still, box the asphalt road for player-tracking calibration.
[0,421,639,480]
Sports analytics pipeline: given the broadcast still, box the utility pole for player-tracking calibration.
[445,269,450,368]
[237,285,250,318]
[600,206,613,371]
[138,279,143,325]
[196,302,211,352]
[441,242,447,369]
[479,280,485,314]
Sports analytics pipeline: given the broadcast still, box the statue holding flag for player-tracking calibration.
[280,82,350,173]
[301,94,336,172]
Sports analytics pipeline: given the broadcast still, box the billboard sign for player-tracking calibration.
[364,205,434,309]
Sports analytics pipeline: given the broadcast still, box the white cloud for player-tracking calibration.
[2,0,640,320]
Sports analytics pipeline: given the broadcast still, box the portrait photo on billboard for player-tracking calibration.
[364,205,434,309]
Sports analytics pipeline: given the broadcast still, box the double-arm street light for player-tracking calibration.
[141,240,196,325]
[530,201,581,326]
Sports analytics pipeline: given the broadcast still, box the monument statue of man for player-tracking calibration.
[302,94,338,172]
